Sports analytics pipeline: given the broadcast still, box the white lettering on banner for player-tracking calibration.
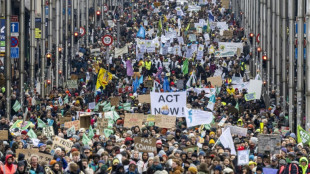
[151,92,186,117]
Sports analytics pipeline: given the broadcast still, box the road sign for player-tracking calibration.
[256,33,260,43]
[80,27,86,37]
[11,37,18,47]
[0,19,5,41]
[104,5,108,12]
[102,35,113,46]
[11,47,19,58]
[11,15,18,22]
[11,22,19,33]
[35,28,41,38]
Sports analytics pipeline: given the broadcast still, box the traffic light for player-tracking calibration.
[262,55,267,61]
[59,70,62,74]
[47,80,51,85]
[249,33,254,43]
[58,47,62,52]
[46,53,51,66]
[96,10,101,20]
[257,47,262,52]
[74,32,79,43]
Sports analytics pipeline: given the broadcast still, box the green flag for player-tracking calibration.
[27,129,37,139]
[37,118,46,128]
[102,102,111,112]
[10,120,23,130]
[158,18,163,36]
[123,103,131,111]
[82,133,90,145]
[64,95,69,104]
[182,59,189,75]
[297,125,310,145]
[94,103,100,112]
[12,100,21,112]
[104,129,114,138]
[112,111,120,121]
[235,102,239,111]
[216,86,221,95]
[88,125,94,139]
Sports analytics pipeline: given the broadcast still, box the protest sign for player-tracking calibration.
[245,93,256,101]
[248,80,263,99]
[222,30,233,38]
[263,168,278,174]
[66,80,78,88]
[155,115,176,129]
[134,137,157,153]
[224,125,248,137]
[67,126,75,137]
[59,116,72,124]
[124,113,144,128]
[110,97,120,106]
[177,80,184,90]
[64,120,80,130]
[114,45,128,58]
[151,91,186,117]
[221,0,230,9]
[144,80,153,88]
[138,95,151,103]
[88,102,96,110]
[16,149,53,163]
[185,108,214,127]
[42,126,55,137]
[237,150,249,166]
[97,118,109,128]
[219,128,236,155]
[227,106,239,115]
[0,130,8,140]
[146,115,155,122]
[257,134,281,154]
[52,136,74,153]
[218,117,227,127]
[207,76,222,87]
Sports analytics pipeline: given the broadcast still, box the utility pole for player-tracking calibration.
[60,0,64,85]
[5,0,11,119]
[41,0,45,97]
[20,0,25,106]
[275,0,281,105]
[306,0,310,131]
[30,0,35,91]
[77,0,80,52]
[71,0,75,75]
[55,0,60,88]
[48,0,53,93]
[288,0,295,131]
[86,0,89,47]
[266,0,271,93]
[271,0,276,92]
[94,0,97,28]
[297,0,305,129]
[281,0,287,114]
[65,0,68,81]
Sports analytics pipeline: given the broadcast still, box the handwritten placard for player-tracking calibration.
[64,120,80,130]
[16,149,53,163]
[0,130,8,140]
[51,136,74,153]
[42,126,55,137]
[155,115,176,129]
[138,95,151,103]
[134,137,156,153]
[124,113,144,128]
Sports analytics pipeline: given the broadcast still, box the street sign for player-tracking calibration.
[11,22,19,33]
[0,19,5,41]
[11,37,18,47]
[104,5,108,12]
[80,27,86,37]
[11,15,18,22]
[11,47,19,58]
[256,33,260,43]
[102,35,113,46]
[35,28,41,38]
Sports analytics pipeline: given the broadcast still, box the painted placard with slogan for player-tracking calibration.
[0,130,8,140]
[155,115,176,129]
[124,113,144,128]
[237,150,249,166]
[207,76,222,87]
[52,136,74,153]
[134,137,156,153]
[59,116,72,124]
[257,134,281,154]
[224,125,248,137]
[144,80,153,88]
[64,120,80,130]
[42,126,55,137]
[151,91,186,117]
[66,80,78,89]
[16,149,53,163]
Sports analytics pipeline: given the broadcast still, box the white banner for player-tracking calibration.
[248,80,263,99]
[219,127,236,155]
[151,91,186,117]
[224,125,248,137]
[185,108,214,127]
[114,46,128,58]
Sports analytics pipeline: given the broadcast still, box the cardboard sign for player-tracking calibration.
[59,117,72,124]
[124,113,144,128]
[257,134,281,154]
[16,149,53,163]
[97,118,109,129]
[67,80,78,89]
[80,113,91,129]
[155,115,176,129]
[71,74,78,80]
[146,115,155,122]
[64,120,80,130]
[237,150,249,166]
[224,125,248,137]
[207,76,222,87]
[51,136,74,153]
[110,97,120,106]
[67,126,75,137]
[144,80,153,88]
[42,126,55,137]
[134,137,157,153]
[138,95,151,103]
[0,130,8,140]
[245,92,256,101]
[221,0,230,9]
[223,30,233,38]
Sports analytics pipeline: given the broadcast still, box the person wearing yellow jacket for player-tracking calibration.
[226,84,235,95]
[145,57,152,76]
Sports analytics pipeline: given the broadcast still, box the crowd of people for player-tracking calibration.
[0,0,307,174]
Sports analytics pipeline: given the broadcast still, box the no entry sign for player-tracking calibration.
[102,35,113,46]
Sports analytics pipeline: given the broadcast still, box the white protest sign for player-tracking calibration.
[42,126,54,137]
[224,125,248,137]
[67,126,75,138]
[185,108,214,127]
[248,80,263,99]
[151,91,186,117]
[52,136,74,153]
[88,102,96,110]
[238,150,249,166]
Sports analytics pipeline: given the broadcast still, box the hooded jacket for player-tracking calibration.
[299,157,310,174]
[0,155,17,174]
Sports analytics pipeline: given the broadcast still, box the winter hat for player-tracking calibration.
[158,150,166,157]
[127,130,133,136]
[290,133,296,139]
[223,167,234,174]
[214,165,222,171]
[156,140,162,145]
[153,156,160,163]
[188,166,198,174]
[250,137,258,145]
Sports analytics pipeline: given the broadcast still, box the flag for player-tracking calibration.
[64,95,69,104]
[10,120,23,130]
[207,20,211,33]
[158,18,163,36]
[186,72,197,88]
[82,133,90,146]
[139,75,144,85]
[27,129,37,139]
[123,103,131,111]
[12,100,21,112]
[207,94,216,111]
[88,125,94,139]
[235,102,239,111]
[133,77,139,93]
[153,80,162,92]
[182,59,189,75]
[219,127,236,155]
[208,11,214,22]
[37,118,46,128]
[96,68,112,90]
[126,60,134,76]
[216,86,221,95]
[102,102,111,112]
[163,77,171,92]
[297,125,310,145]
[58,97,63,106]
[185,23,190,32]
[104,129,114,138]
[185,107,214,127]
[137,25,146,39]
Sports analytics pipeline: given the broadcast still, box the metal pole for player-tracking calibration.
[94,0,97,27]
[30,0,35,91]
[306,0,310,131]
[117,20,120,48]
[255,0,259,74]
[48,0,53,92]
[77,0,80,51]
[252,0,256,77]
[260,0,264,76]
[264,0,268,89]
[55,0,60,88]
[271,0,276,91]
[20,0,25,106]
[5,0,11,119]
[65,0,68,81]
[41,0,45,97]
[275,0,281,105]
[60,0,63,85]
[297,0,305,129]
[288,0,295,131]
[86,0,89,47]
[282,0,287,115]
[71,0,75,77]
